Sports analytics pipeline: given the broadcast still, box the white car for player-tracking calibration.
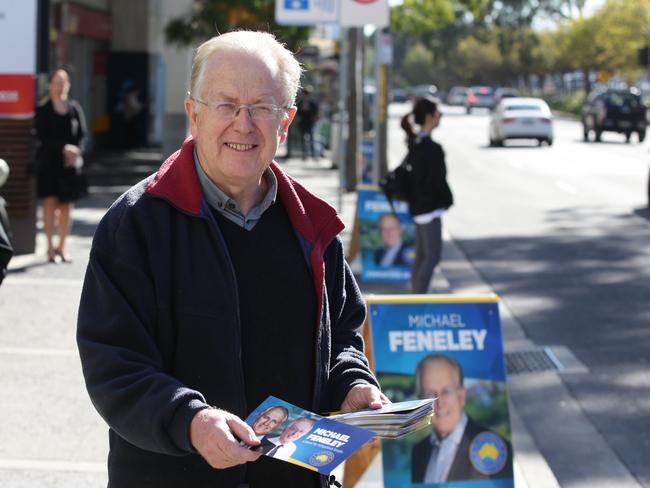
[489,97,554,146]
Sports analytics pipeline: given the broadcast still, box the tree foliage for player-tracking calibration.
[164,0,311,52]
[392,0,650,91]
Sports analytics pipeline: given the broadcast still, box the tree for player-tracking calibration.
[164,0,311,52]
[402,43,437,86]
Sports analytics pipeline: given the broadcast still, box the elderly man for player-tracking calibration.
[373,212,413,267]
[411,354,512,484]
[77,31,386,488]
[251,406,289,437]
[262,417,316,461]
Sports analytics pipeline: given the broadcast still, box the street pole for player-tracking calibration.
[373,29,390,184]
[344,27,362,192]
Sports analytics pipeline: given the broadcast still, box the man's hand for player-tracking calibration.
[190,408,261,469]
[340,384,391,413]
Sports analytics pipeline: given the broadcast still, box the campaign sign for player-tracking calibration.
[245,396,375,475]
[357,186,415,283]
[368,295,514,488]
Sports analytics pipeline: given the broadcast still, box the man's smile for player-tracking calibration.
[226,142,256,151]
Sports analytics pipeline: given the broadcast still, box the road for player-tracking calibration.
[387,102,650,486]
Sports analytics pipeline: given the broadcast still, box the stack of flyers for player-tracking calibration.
[327,398,434,439]
[244,396,376,475]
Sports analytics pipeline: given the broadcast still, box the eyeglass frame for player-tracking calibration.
[187,92,290,121]
[423,385,463,400]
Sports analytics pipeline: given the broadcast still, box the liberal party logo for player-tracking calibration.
[469,431,508,475]
[309,451,335,467]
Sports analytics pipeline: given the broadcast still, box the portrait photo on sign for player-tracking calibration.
[368,298,515,488]
[357,187,415,283]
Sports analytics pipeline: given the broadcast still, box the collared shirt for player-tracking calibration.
[379,240,403,267]
[424,413,468,483]
[193,148,277,230]
[265,436,297,461]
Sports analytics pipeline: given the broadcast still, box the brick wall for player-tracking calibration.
[0,119,36,254]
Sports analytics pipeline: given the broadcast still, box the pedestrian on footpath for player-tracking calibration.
[296,86,320,160]
[400,97,453,293]
[77,30,387,488]
[34,69,87,263]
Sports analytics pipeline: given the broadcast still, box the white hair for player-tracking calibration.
[190,31,302,109]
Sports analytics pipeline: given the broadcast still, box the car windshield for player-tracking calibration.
[605,93,641,108]
[472,87,493,95]
[505,105,542,111]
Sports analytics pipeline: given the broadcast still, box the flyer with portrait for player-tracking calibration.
[368,295,515,488]
[356,186,415,283]
[244,396,375,475]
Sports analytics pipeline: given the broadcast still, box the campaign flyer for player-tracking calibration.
[244,396,376,475]
[368,295,515,488]
[356,186,415,283]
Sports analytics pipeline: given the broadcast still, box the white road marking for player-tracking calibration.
[0,458,105,473]
[555,180,578,194]
[0,347,78,357]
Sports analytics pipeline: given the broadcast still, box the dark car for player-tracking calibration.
[581,88,646,143]
[465,86,494,113]
[490,87,519,110]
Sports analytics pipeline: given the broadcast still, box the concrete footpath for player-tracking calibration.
[0,150,632,487]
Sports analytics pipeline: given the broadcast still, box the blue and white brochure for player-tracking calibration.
[244,396,376,475]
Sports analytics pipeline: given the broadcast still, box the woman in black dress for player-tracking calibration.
[35,69,87,263]
[400,97,453,293]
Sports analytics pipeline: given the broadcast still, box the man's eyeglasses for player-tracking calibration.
[425,386,460,400]
[189,94,287,121]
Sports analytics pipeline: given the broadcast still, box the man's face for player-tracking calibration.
[379,215,402,247]
[420,361,466,439]
[252,408,286,436]
[279,418,313,444]
[186,50,296,192]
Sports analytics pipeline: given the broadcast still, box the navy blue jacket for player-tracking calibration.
[77,137,378,487]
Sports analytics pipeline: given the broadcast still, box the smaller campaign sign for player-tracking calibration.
[245,396,375,475]
[357,186,415,283]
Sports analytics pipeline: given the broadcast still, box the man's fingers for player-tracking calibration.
[227,415,260,447]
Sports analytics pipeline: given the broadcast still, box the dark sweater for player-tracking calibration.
[407,136,453,216]
[213,202,320,487]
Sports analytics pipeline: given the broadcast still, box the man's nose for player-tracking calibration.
[233,107,255,131]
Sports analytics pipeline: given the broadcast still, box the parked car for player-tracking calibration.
[466,86,494,113]
[581,88,646,143]
[408,84,437,99]
[489,97,553,146]
[390,88,409,103]
[490,87,519,110]
[446,86,470,106]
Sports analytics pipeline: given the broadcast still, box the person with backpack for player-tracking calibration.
[400,97,453,293]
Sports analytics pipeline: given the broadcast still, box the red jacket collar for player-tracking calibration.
[145,136,344,246]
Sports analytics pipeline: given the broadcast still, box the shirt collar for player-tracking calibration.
[193,146,277,226]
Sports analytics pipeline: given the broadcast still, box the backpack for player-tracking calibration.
[380,152,413,207]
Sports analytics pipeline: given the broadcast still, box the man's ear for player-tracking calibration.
[458,387,467,408]
[279,107,297,144]
[185,98,199,139]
